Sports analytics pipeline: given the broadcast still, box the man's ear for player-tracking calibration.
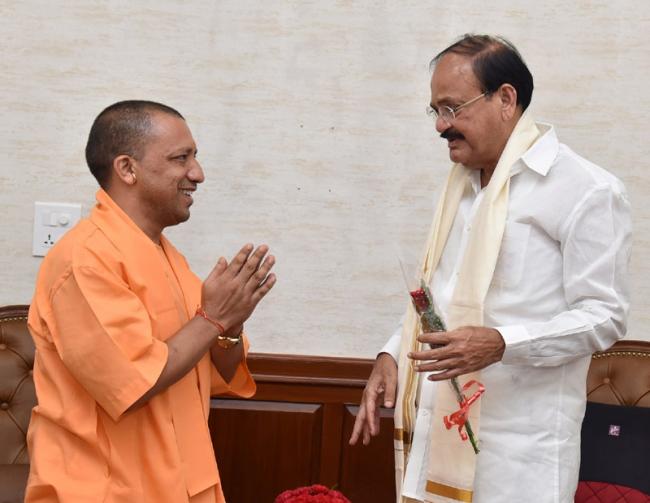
[498,84,518,121]
[112,155,138,186]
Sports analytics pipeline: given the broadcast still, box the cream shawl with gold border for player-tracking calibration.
[393,111,540,503]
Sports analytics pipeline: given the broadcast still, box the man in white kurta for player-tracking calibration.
[350,35,631,503]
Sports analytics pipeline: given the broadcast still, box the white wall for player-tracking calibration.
[1,1,648,357]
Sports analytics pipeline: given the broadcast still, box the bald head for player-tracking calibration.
[85,100,184,188]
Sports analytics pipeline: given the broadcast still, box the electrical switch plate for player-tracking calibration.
[32,202,82,257]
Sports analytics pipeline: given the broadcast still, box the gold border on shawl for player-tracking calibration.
[425,480,473,502]
[401,318,422,449]
[394,428,412,444]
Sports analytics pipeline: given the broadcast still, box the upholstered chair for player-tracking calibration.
[576,340,650,502]
[0,305,34,503]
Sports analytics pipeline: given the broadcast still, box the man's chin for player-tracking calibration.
[168,211,191,228]
[448,148,465,164]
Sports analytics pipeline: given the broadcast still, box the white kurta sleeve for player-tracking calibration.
[380,315,406,362]
[500,184,632,366]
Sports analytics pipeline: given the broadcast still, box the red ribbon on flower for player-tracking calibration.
[443,380,485,441]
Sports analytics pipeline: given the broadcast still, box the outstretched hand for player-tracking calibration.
[349,353,397,446]
[201,244,276,333]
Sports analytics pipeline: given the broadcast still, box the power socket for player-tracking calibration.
[32,202,82,257]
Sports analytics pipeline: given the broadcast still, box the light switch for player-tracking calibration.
[32,202,82,256]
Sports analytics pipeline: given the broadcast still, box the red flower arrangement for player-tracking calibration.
[274,484,351,503]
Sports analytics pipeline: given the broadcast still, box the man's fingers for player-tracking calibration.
[383,375,397,408]
[369,397,382,438]
[252,273,277,302]
[240,245,269,278]
[363,389,381,436]
[227,244,254,275]
[349,407,366,445]
[408,348,445,361]
[427,368,463,381]
[412,355,459,372]
[362,425,371,446]
[418,331,450,346]
[247,255,276,290]
[349,403,376,446]
[356,396,377,444]
[351,363,396,446]
[205,257,227,283]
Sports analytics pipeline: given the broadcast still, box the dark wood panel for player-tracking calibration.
[246,353,371,405]
[339,405,396,503]
[252,382,364,405]
[246,353,375,381]
[210,399,323,503]
[209,353,397,503]
[318,403,344,488]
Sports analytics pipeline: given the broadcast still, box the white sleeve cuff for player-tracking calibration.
[497,324,531,364]
[379,333,402,362]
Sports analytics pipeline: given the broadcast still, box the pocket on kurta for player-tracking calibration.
[492,222,531,288]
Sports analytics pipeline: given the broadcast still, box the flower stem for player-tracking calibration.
[412,282,480,454]
[449,377,480,454]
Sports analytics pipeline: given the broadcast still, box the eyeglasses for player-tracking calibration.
[426,92,487,124]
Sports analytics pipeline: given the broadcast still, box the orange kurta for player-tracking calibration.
[26,189,256,503]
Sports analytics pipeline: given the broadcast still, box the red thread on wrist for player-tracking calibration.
[195,306,225,336]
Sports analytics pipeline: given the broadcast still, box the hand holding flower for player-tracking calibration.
[409,326,505,381]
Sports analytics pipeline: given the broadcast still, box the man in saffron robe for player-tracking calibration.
[25,100,276,503]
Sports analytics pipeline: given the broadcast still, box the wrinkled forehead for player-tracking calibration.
[430,53,481,103]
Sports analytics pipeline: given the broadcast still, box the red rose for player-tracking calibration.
[274,484,351,503]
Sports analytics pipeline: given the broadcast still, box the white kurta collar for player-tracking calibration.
[521,122,558,176]
[467,121,559,193]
